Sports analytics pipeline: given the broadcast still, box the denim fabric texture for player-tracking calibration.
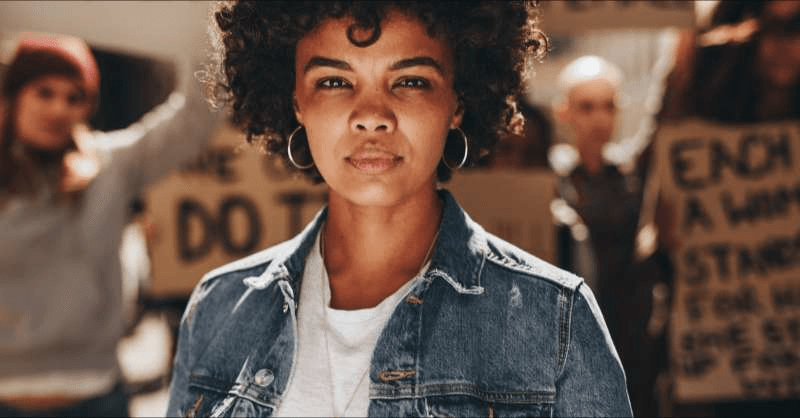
[166,189,632,417]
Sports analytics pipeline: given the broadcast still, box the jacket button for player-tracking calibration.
[254,369,274,386]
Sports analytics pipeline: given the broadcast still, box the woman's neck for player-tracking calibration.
[322,186,443,310]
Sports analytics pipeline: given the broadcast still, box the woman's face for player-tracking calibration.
[293,10,462,208]
[13,75,91,151]
[757,1,800,88]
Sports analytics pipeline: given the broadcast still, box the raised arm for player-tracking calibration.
[87,57,223,202]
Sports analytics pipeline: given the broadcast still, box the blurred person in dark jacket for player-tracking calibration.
[549,54,659,416]
[549,55,642,304]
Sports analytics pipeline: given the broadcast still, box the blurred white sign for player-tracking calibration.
[448,170,557,264]
[654,119,800,402]
[539,0,695,34]
[0,1,212,59]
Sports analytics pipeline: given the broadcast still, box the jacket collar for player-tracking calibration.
[243,189,486,297]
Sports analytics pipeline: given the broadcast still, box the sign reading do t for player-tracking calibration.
[144,124,326,298]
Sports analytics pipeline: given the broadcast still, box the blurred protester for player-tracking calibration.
[549,55,641,298]
[549,55,661,416]
[0,32,219,416]
[119,196,151,334]
[638,2,800,417]
[659,1,800,124]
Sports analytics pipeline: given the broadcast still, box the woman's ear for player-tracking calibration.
[293,95,304,125]
[449,100,465,129]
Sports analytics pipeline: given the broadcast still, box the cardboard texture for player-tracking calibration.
[538,0,694,34]
[144,124,326,298]
[447,170,556,265]
[653,119,800,402]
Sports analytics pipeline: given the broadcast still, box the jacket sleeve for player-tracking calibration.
[90,57,222,202]
[166,277,215,417]
[554,283,633,417]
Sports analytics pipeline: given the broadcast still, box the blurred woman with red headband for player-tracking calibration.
[0,32,218,417]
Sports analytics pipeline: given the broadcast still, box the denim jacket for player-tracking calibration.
[166,190,632,417]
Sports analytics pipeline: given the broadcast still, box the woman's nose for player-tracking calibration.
[349,89,397,133]
[47,96,72,118]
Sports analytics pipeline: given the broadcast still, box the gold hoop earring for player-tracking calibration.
[442,127,469,170]
[287,126,314,170]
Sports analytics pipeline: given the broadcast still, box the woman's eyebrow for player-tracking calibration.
[303,55,445,75]
[390,56,444,74]
[304,56,352,73]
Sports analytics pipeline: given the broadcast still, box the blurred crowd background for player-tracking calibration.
[0,1,798,416]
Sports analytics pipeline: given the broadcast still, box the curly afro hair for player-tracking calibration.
[208,1,547,182]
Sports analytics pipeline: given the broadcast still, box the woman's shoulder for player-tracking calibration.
[198,237,298,289]
[477,231,609,343]
[191,208,324,300]
[479,229,584,292]
[179,239,298,325]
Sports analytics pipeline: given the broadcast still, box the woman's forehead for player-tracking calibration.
[26,74,85,92]
[295,10,453,73]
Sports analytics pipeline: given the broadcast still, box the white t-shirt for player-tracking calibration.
[274,231,425,417]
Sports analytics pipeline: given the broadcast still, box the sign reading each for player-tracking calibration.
[653,119,800,402]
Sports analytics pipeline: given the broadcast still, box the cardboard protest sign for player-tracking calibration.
[447,170,556,264]
[653,119,800,402]
[144,124,326,298]
[538,0,694,34]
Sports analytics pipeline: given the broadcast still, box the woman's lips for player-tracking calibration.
[346,151,402,173]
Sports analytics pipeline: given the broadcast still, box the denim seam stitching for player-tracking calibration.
[555,286,574,379]
[426,269,485,295]
[475,251,487,289]
[188,380,227,395]
[224,390,276,409]
[414,279,425,417]
[483,254,578,291]
[370,382,556,403]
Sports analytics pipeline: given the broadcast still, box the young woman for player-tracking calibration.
[167,2,632,417]
[0,32,219,416]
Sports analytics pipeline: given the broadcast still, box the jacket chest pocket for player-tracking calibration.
[425,394,553,418]
[184,374,275,418]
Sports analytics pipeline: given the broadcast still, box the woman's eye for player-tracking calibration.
[37,87,54,99]
[394,78,430,89]
[68,91,87,106]
[317,78,351,89]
